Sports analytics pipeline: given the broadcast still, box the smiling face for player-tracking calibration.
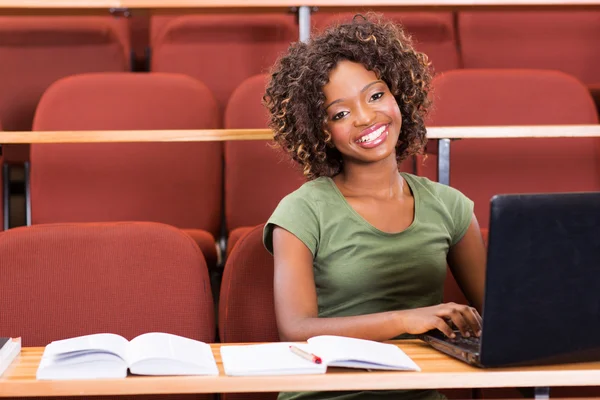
[323,60,403,166]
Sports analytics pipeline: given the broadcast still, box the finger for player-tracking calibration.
[459,307,482,337]
[434,318,455,338]
[448,308,472,337]
[470,307,483,327]
[470,307,483,336]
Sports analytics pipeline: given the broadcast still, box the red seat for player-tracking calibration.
[31,72,222,267]
[151,14,298,111]
[224,74,306,256]
[459,10,600,122]
[458,11,600,86]
[0,221,214,400]
[312,11,460,73]
[425,69,599,228]
[0,16,130,164]
[219,224,282,400]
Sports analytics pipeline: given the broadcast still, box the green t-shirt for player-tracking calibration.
[263,172,474,400]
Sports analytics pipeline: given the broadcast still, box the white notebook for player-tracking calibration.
[37,332,219,380]
[220,335,420,376]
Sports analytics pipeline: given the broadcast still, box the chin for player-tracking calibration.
[353,146,397,164]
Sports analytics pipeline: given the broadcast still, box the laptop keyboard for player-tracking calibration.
[426,330,481,353]
[447,334,480,353]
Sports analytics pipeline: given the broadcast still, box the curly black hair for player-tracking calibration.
[263,13,432,180]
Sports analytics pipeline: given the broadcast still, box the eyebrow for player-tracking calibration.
[324,80,384,110]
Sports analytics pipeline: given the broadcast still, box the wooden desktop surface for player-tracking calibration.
[1,125,599,144]
[2,340,600,397]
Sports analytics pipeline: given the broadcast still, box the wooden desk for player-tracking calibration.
[2,340,600,397]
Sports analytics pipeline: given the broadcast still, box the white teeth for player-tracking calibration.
[357,126,386,143]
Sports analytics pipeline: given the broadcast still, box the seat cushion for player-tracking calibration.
[226,226,254,258]
[184,229,218,269]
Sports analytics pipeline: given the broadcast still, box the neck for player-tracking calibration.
[336,153,403,199]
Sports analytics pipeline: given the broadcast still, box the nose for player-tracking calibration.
[353,101,376,127]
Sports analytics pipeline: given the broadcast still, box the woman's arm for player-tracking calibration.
[273,226,482,341]
[447,214,487,313]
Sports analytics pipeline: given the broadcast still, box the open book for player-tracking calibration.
[0,337,21,377]
[37,332,218,380]
[220,335,420,376]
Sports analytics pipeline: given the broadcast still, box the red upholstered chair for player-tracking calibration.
[312,11,460,73]
[31,72,222,268]
[0,16,130,164]
[219,224,280,400]
[219,224,278,344]
[0,221,214,400]
[425,69,600,229]
[224,74,306,256]
[151,13,298,112]
[458,11,600,86]
[458,10,600,127]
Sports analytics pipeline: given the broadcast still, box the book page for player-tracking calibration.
[128,332,218,375]
[307,335,420,371]
[37,334,129,380]
[43,333,129,362]
[220,343,326,376]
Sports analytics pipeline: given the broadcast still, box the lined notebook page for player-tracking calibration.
[220,343,327,376]
[308,336,421,371]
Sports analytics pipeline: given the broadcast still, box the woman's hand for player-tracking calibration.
[399,303,483,338]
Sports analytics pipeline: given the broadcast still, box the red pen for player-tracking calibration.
[289,345,322,364]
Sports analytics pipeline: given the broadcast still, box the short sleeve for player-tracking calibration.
[263,189,320,257]
[435,184,474,246]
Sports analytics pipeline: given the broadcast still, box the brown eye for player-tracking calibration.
[370,92,384,102]
[332,111,348,121]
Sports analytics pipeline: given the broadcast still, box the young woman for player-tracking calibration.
[262,14,487,400]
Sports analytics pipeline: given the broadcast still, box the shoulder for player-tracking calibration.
[263,177,333,256]
[274,177,334,214]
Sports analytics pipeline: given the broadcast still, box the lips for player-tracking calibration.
[355,124,389,149]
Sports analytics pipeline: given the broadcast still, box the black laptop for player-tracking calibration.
[422,192,600,368]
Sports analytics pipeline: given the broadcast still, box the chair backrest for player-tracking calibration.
[224,74,306,236]
[1,221,215,345]
[219,224,278,343]
[219,223,278,400]
[312,11,460,73]
[0,16,130,164]
[458,11,600,85]
[30,72,223,239]
[151,13,298,111]
[425,69,600,228]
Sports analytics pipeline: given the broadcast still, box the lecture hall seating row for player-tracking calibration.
[2,220,600,400]
[0,10,599,146]
[0,68,598,271]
